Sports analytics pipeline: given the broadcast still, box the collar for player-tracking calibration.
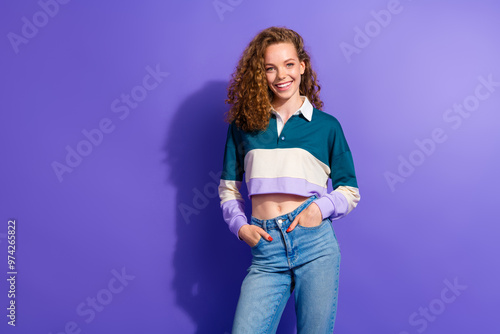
[270,95,313,121]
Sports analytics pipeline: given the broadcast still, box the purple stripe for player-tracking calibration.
[246,177,327,199]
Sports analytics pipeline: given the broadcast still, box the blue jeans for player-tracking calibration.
[232,194,341,333]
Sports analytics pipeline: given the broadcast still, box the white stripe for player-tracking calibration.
[219,179,243,205]
[244,148,330,188]
[335,186,360,214]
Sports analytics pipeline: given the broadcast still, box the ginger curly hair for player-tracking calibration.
[224,26,323,132]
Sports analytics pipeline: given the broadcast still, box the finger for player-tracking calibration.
[286,216,300,232]
[260,230,273,241]
[256,226,273,241]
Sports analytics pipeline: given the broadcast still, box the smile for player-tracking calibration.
[275,81,292,90]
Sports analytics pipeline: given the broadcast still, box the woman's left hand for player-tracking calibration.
[286,202,323,232]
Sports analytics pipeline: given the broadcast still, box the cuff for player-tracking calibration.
[230,216,249,240]
[313,196,335,220]
[312,191,349,220]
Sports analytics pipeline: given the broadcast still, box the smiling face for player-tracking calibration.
[264,42,306,106]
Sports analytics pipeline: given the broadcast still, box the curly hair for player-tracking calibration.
[224,26,323,132]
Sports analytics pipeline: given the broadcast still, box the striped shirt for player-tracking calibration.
[219,96,360,240]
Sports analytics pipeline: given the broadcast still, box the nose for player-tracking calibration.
[277,67,287,80]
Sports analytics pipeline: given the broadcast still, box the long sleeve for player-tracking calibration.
[218,121,248,240]
[312,120,360,221]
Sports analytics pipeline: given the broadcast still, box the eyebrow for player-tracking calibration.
[265,58,297,66]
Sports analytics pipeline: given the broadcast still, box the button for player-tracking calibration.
[281,136,285,140]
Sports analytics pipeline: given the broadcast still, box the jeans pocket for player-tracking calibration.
[296,218,329,231]
[250,235,264,249]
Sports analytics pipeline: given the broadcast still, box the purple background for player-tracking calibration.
[1,0,499,333]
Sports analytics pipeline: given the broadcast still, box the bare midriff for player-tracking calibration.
[251,193,310,220]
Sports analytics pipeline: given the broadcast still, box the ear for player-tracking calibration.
[300,60,306,75]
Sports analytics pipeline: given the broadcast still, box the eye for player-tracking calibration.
[266,67,274,72]
[287,63,294,67]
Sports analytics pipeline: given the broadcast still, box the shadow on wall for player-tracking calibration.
[163,80,297,333]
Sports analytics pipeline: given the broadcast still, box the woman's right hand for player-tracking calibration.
[238,224,273,247]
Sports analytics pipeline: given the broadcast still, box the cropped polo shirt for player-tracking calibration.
[219,96,360,240]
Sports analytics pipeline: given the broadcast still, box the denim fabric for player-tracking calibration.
[232,194,341,333]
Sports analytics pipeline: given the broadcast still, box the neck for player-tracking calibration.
[272,94,304,117]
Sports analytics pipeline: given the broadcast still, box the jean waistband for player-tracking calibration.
[250,194,318,231]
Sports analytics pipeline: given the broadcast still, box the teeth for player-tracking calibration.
[277,82,291,88]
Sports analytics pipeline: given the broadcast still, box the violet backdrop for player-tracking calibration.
[1,0,499,333]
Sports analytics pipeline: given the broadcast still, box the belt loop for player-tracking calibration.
[262,220,267,232]
[288,212,293,222]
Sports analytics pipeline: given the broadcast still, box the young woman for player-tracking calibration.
[218,26,360,333]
